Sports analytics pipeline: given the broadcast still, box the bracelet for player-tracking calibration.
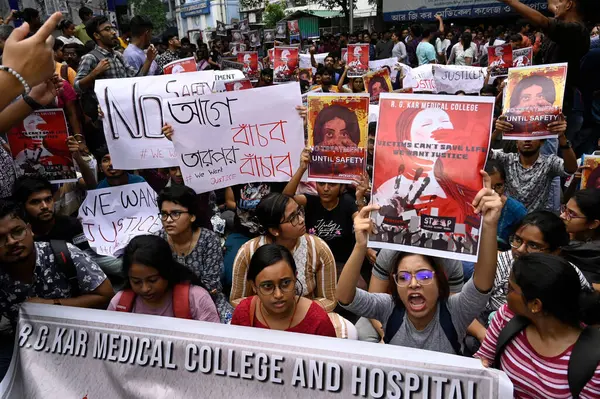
[23,95,43,111]
[0,65,31,94]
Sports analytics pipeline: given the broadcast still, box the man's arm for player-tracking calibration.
[138,44,158,76]
[76,56,109,92]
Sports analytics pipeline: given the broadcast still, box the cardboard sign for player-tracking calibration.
[432,65,486,94]
[225,79,254,91]
[7,108,76,183]
[163,57,198,74]
[163,84,304,193]
[275,21,287,39]
[287,20,300,36]
[264,29,275,43]
[403,64,436,93]
[347,44,369,77]
[369,58,399,83]
[274,47,299,84]
[512,46,533,67]
[488,43,512,77]
[78,182,161,257]
[248,30,261,47]
[238,51,259,82]
[364,69,393,104]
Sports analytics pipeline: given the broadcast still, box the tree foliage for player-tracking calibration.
[262,1,287,28]
[131,0,167,33]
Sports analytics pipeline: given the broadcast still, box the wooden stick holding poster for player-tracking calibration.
[369,93,495,263]
[7,109,77,183]
[347,44,369,77]
[163,83,304,194]
[364,69,393,104]
[306,93,369,184]
[502,63,568,140]
[163,57,198,74]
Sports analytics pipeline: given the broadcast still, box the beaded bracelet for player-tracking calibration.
[0,65,31,94]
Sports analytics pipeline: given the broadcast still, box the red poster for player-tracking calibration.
[502,63,568,140]
[369,94,495,262]
[237,51,259,81]
[341,48,348,64]
[287,20,300,36]
[224,79,254,91]
[488,43,512,76]
[163,57,197,74]
[307,93,370,183]
[7,109,76,183]
[273,47,299,84]
[364,68,393,104]
[347,44,369,77]
[512,46,533,67]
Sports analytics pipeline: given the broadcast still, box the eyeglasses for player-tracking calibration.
[509,235,548,253]
[0,226,28,248]
[257,278,295,296]
[98,26,117,33]
[560,205,587,222]
[159,211,190,221]
[281,207,305,227]
[394,270,435,287]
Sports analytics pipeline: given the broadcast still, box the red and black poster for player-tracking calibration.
[488,43,512,77]
[347,44,369,78]
[237,51,259,82]
[273,46,299,84]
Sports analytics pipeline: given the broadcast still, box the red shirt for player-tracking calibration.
[231,296,336,338]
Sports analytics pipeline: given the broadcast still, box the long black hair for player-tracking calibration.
[572,188,600,225]
[513,211,569,251]
[255,193,294,237]
[122,235,203,289]
[247,244,297,282]
[512,253,600,326]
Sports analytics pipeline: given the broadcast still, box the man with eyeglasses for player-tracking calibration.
[0,200,113,379]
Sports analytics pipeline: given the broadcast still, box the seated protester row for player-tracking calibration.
[0,200,114,379]
[466,211,592,351]
[476,253,600,398]
[157,185,233,323]
[230,193,356,338]
[336,172,502,354]
[108,235,220,323]
[231,244,336,337]
[561,188,600,290]
[95,146,146,189]
[355,248,465,343]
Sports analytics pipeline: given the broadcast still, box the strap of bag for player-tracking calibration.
[172,283,192,319]
[49,240,80,296]
[383,305,405,344]
[115,289,136,312]
[439,301,462,355]
[493,315,530,368]
[60,63,69,81]
[249,296,258,327]
[568,327,600,398]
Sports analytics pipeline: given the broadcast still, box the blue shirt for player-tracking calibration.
[96,173,146,189]
[123,44,161,76]
[416,42,436,65]
[497,196,527,246]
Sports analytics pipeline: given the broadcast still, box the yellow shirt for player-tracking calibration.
[74,24,92,44]
[55,62,77,86]
[118,37,129,49]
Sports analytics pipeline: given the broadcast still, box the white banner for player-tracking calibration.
[432,65,487,94]
[164,84,304,194]
[1,304,513,398]
[369,57,399,83]
[78,182,161,257]
[95,70,244,170]
[403,64,436,92]
[300,53,328,74]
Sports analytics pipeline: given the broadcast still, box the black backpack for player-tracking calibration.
[494,315,600,399]
[80,49,107,121]
[49,240,80,296]
[383,300,462,355]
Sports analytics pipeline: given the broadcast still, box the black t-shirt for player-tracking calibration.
[34,215,89,251]
[232,182,286,237]
[304,194,357,263]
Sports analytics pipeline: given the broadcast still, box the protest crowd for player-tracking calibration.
[1,0,600,396]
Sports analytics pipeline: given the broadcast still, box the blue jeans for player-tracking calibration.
[541,138,561,213]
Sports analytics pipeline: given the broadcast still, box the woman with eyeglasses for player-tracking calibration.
[466,211,592,351]
[475,253,600,398]
[561,188,600,290]
[231,244,336,337]
[157,185,233,323]
[230,193,355,338]
[336,172,503,354]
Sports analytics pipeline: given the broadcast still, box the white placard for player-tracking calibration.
[95,70,244,170]
[369,57,399,83]
[432,65,487,94]
[78,182,161,257]
[164,83,304,194]
[403,64,436,92]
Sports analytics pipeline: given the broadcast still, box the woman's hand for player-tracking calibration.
[29,76,60,106]
[354,204,380,248]
[472,170,503,226]
[295,105,307,123]
[162,123,174,141]
[494,116,513,134]
[66,136,80,154]
[299,147,311,170]
[548,114,567,137]
[353,172,371,201]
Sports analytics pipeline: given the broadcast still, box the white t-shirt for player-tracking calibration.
[448,43,476,66]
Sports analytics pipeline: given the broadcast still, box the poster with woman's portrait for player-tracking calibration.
[306,93,370,183]
[347,44,369,77]
[263,29,275,43]
[7,109,77,183]
[237,51,259,82]
[581,153,600,189]
[239,19,250,34]
[216,21,227,37]
[248,30,261,47]
[502,63,568,140]
[273,46,299,84]
[275,22,287,39]
[231,30,243,43]
[488,43,512,77]
[364,69,393,104]
[512,46,533,67]
[369,94,495,262]
[287,20,300,36]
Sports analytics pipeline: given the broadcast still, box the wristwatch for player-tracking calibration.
[23,95,43,111]
[559,140,572,150]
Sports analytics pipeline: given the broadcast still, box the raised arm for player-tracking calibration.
[338,66,350,92]
[282,148,309,206]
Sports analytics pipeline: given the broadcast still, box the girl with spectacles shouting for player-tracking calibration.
[156,185,233,323]
[231,244,336,337]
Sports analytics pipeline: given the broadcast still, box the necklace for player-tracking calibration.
[168,229,197,257]
[258,299,298,331]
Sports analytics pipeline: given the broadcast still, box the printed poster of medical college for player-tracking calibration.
[163,83,304,194]
[502,63,568,140]
[307,93,369,184]
[369,93,495,263]
[7,108,77,183]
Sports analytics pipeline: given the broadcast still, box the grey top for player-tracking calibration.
[373,249,464,294]
[341,279,490,354]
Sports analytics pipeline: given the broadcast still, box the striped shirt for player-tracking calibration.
[230,234,337,312]
[476,304,600,399]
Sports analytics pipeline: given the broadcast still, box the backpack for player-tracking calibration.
[49,240,80,296]
[115,282,193,319]
[494,315,600,399]
[80,49,107,120]
[383,300,462,355]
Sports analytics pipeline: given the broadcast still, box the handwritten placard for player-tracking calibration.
[164,83,304,193]
[432,65,486,94]
[78,182,161,257]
